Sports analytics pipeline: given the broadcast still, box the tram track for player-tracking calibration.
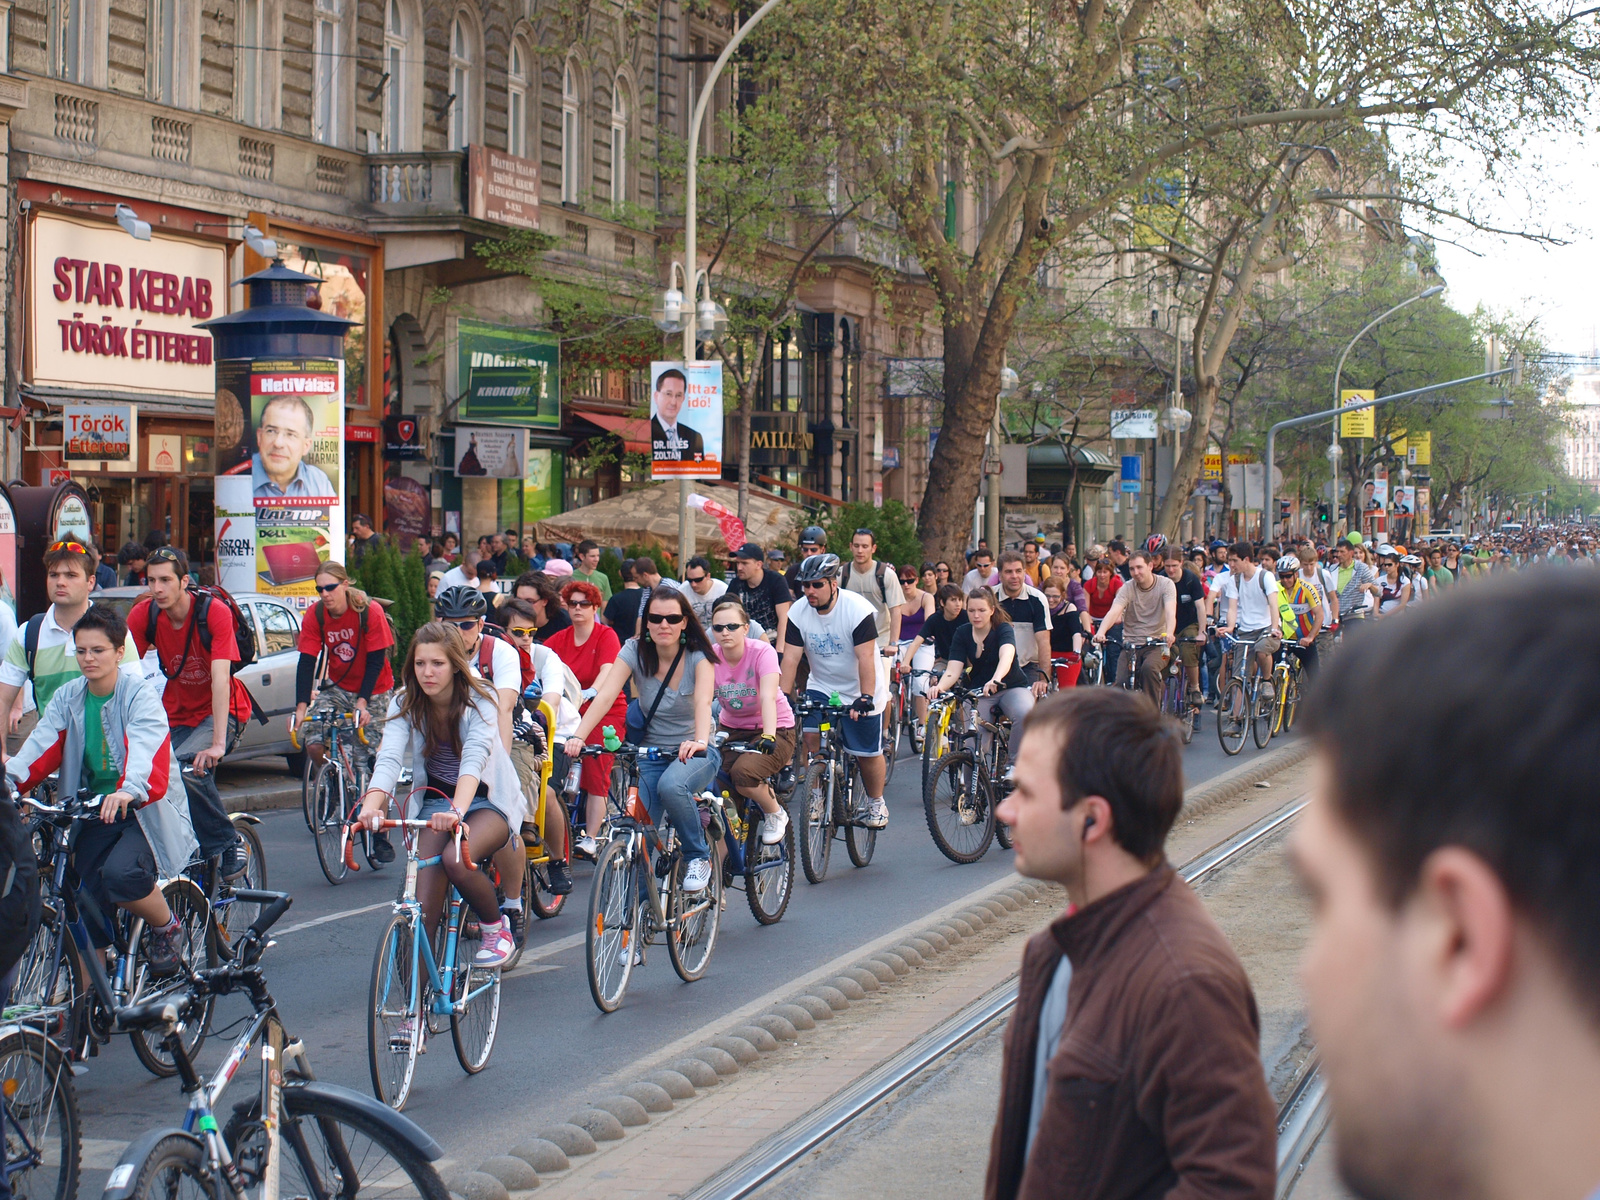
[684,794,1324,1200]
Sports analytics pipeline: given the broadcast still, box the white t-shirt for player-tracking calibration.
[526,642,581,738]
[961,568,1000,592]
[437,565,473,593]
[1220,567,1281,633]
[682,578,728,628]
[1301,565,1338,625]
[470,633,523,696]
[785,588,888,714]
[844,561,906,647]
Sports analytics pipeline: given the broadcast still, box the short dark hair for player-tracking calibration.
[1021,688,1184,864]
[1302,569,1600,1017]
[973,547,993,561]
[1228,541,1253,560]
[119,541,147,565]
[619,557,636,581]
[935,583,965,605]
[498,597,539,626]
[1107,539,1128,554]
[577,539,599,556]
[655,367,687,391]
[634,555,658,576]
[146,546,190,578]
[996,550,1024,568]
[73,602,128,649]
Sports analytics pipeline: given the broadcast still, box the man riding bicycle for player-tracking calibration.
[1275,555,1324,679]
[1217,542,1285,701]
[1091,549,1176,707]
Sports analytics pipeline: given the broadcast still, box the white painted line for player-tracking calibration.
[504,932,585,976]
[277,901,392,935]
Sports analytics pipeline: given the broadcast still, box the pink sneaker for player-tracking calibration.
[473,922,515,969]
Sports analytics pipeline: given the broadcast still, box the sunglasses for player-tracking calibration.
[684,574,707,584]
[853,528,873,537]
[48,539,89,554]
[646,612,686,625]
[507,626,538,638]
[567,597,594,609]
[710,622,744,633]
[315,582,341,594]
[801,580,830,591]
[448,619,480,631]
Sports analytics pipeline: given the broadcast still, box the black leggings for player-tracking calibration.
[416,808,509,932]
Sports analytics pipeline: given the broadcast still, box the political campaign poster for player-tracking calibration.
[1393,486,1415,515]
[453,426,526,478]
[215,357,345,607]
[650,360,723,480]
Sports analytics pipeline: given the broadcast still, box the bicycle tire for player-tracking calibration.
[526,857,568,921]
[924,750,995,864]
[8,900,80,1031]
[123,1131,220,1200]
[129,877,215,1079]
[845,821,876,868]
[0,1026,80,1200]
[995,818,1013,850]
[920,701,951,790]
[368,912,423,1111]
[211,819,267,958]
[301,749,318,832]
[450,911,502,1075]
[1252,678,1275,749]
[586,837,640,1013]
[1217,678,1249,755]
[796,759,833,885]
[223,1084,450,1200]
[742,807,794,925]
[666,850,721,982]
[1282,668,1300,733]
[312,762,350,885]
[880,695,900,789]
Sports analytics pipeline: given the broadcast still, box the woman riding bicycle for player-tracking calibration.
[562,588,720,895]
[708,598,794,847]
[356,622,522,968]
[896,565,935,737]
[927,586,1035,750]
[543,579,626,858]
[1042,579,1089,689]
[898,583,967,737]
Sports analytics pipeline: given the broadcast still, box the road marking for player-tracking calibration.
[503,933,585,976]
[278,901,392,935]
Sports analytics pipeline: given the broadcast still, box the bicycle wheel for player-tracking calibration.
[880,696,900,788]
[796,760,833,885]
[743,808,794,925]
[0,1026,80,1200]
[666,851,721,982]
[995,817,1013,850]
[1252,678,1276,749]
[450,907,502,1075]
[844,762,876,868]
[9,901,78,1020]
[526,855,568,921]
[122,1131,220,1200]
[312,762,350,885]
[1217,677,1248,755]
[212,820,267,958]
[223,1084,449,1200]
[128,877,215,1079]
[1166,672,1195,745]
[924,750,995,864]
[586,838,640,1013]
[1281,668,1301,732]
[367,913,423,1111]
[301,748,318,832]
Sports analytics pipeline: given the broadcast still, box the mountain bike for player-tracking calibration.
[706,733,796,926]
[101,888,450,1200]
[1271,644,1305,736]
[580,742,722,1014]
[792,696,878,883]
[923,685,1014,864]
[8,789,214,1078]
[362,813,502,1111]
[0,1022,79,1200]
[1215,630,1271,755]
[297,713,382,885]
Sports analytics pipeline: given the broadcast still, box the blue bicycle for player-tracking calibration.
[362,815,502,1111]
[707,733,796,926]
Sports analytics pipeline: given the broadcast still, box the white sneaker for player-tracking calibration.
[862,798,889,829]
[682,857,713,893]
[760,808,790,845]
[473,923,515,968]
[576,834,599,859]
[618,942,644,966]
[958,800,978,826]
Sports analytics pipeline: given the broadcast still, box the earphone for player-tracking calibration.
[1081,813,1096,840]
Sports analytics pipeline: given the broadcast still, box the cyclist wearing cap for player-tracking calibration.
[729,543,792,647]
[779,553,890,830]
[786,526,827,598]
[1275,555,1324,678]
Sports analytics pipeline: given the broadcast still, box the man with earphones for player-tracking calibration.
[985,689,1276,1200]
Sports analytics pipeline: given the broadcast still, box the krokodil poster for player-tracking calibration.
[214,357,345,607]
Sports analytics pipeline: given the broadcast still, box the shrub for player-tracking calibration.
[821,501,923,571]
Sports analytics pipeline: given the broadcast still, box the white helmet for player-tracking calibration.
[1275,555,1301,574]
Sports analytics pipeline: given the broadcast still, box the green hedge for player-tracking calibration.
[353,543,431,664]
[820,501,924,571]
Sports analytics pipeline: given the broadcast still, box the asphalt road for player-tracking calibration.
[70,717,1272,1169]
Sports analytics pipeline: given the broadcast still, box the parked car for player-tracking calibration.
[91,586,306,772]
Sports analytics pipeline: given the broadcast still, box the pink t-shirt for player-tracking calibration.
[712,638,795,730]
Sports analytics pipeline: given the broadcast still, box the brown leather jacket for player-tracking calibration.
[985,865,1276,1200]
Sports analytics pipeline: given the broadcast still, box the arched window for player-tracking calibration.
[507,39,529,158]
[448,13,476,151]
[610,77,628,205]
[561,58,582,204]
[312,0,342,144]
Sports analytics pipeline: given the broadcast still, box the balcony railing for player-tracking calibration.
[368,151,464,214]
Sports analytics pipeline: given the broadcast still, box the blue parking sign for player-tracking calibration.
[1120,454,1143,493]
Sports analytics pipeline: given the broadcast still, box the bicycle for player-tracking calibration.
[1214,630,1272,755]
[0,1022,79,1200]
[102,888,450,1200]
[1159,637,1205,745]
[514,695,570,934]
[179,799,268,975]
[362,813,503,1111]
[294,712,381,886]
[7,789,214,1079]
[792,696,879,884]
[580,740,722,1014]
[922,685,1015,864]
[1271,643,1306,737]
[706,733,797,926]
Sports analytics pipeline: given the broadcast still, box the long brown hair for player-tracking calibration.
[636,587,715,677]
[315,561,370,611]
[396,622,498,759]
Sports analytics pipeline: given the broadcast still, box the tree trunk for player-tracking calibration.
[736,391,753,525]
[917,322,1006,565]
[1153,376,1218,538]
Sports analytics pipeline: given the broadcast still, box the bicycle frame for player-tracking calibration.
[709,739,790,880]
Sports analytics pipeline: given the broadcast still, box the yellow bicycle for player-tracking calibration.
[1271,647,1303,737]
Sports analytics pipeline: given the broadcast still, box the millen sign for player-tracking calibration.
[27,211,228,399]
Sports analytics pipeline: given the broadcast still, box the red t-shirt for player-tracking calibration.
[298,602,395,694]
[130,596,254,727]
[1085,575,1122,620]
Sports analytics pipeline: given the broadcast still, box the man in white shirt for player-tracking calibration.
[1218,541,1284,699]
[681,556,728,627]
[436,549,481,594]
[962,548,1000,592]
[844,528,904,648]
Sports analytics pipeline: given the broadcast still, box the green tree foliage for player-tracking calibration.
[354,543,431,664]
[821,501,923,569]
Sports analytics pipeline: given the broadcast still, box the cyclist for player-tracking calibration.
[778,553,890,830]
[995,552,1052,699]
[1216,541,1285,701]
[898,583,968,707]
[1275,554,1324,677]
[708,598,794,845]
[926,586,1034,765]
[1041,579,1087,689]
[1091,550,1176,707]
[291,562,396,862]
[7,604,195,975]
[681,556,728,627]
[785,526,828,597]
[543,579,626,858]
[896,565,935,743]
[729,543,792,647]
[1163,549,1208,714]
[844,528,904,649]
[128,546,254,877]
[1375,546,1412,616]
[357,623,519,968]
[561,587,720,894]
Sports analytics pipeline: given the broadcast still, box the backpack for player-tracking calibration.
[0,777,41,980]
[478,625,535,692]
[140,586,259,679]
[312,598,369,643]
[852,560,891,602]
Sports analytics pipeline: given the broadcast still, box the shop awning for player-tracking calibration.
[573,410,650,453]
[535,481,800,557]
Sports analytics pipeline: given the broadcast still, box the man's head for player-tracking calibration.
[1107,539,1129,565]
[119,541,148,572]
[1127,550,1155,587]
[999,689,1183,898]
[577,539,601,571]
[654,368,687,425]
[796,553,841,612]
[73,604,128,689]
[491,533,507,555]
[498,598,540,652]
[257,395,316,487]
[971,549,994,577]
[434,584,490,649]
[353,514,374,538]
[618,557,637,586]
[1334,538,1356,565]
[685,556,717,595]
[633,556,662,587]
[997,550,1026,595]
[1227,540,1256,577]
[145,546,192,610]
[798,526,826,558]
[849,529,876,568]
[1427,547,1443,568]
[1023,541,1040,563]
[1294,571,1600,1200]
[44,539,95,609]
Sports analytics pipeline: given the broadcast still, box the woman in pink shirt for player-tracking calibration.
[708,597,795,845]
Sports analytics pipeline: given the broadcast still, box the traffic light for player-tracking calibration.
[1316,502,1330,523]
[1279,499,1291,521]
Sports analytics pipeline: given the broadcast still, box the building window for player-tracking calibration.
[448,13,475,151]
[383,0,408,150]
[57,0,82,80]
[313,0,340,144]
[150,0,176,100]
[237,0,262,124]
[507,40,528,157]
[610,78,628,205]
[561,58,581,204]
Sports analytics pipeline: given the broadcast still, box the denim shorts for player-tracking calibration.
[411,780,498,821]
[801,689,883,758]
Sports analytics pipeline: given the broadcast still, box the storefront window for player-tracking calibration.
[278,241,371,410]
[184,435,214,473]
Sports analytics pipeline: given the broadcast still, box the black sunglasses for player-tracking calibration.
[853,528,874,537]
[801,579,831,590]
[146,546,181,564]
[646,612,686,625]
[710,622,743,632]
[315,582,341,594]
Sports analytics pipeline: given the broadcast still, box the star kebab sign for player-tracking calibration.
[27,210,228,399]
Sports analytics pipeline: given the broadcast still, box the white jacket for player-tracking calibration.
[368,691,523,827]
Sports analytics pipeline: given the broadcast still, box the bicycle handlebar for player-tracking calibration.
[574,742,707,760]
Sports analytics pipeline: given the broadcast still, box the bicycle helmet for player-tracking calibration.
[1375,544,1399,560]
[434,584,489,619]
[795,552,842,583]
[1145,533,1169,556]
[1275,555,1301,574]
[1400,554,1423,566]
[799,525,827,547]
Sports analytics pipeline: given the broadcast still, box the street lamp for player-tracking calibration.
[114,204,152,241]
[1160,405,1192,434]
[1329,284,1445,481]
[652,263,689,334]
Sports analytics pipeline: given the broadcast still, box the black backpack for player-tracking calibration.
[0,776,41,980]
[141,586,259,678]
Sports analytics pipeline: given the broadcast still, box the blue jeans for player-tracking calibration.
[635,748,719,863]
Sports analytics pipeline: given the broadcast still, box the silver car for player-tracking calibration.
[92,585,307,771]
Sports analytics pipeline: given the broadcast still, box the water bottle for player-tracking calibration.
[602,725,621,751]
[562,758,583,802]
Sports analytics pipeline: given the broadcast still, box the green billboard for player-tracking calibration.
[456,318,560,425]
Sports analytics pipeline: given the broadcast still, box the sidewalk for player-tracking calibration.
[216,756,303,813]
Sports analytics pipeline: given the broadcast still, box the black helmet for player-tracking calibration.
[800,525,827,547]
[796,552,842,583]
[434,585,488,620]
